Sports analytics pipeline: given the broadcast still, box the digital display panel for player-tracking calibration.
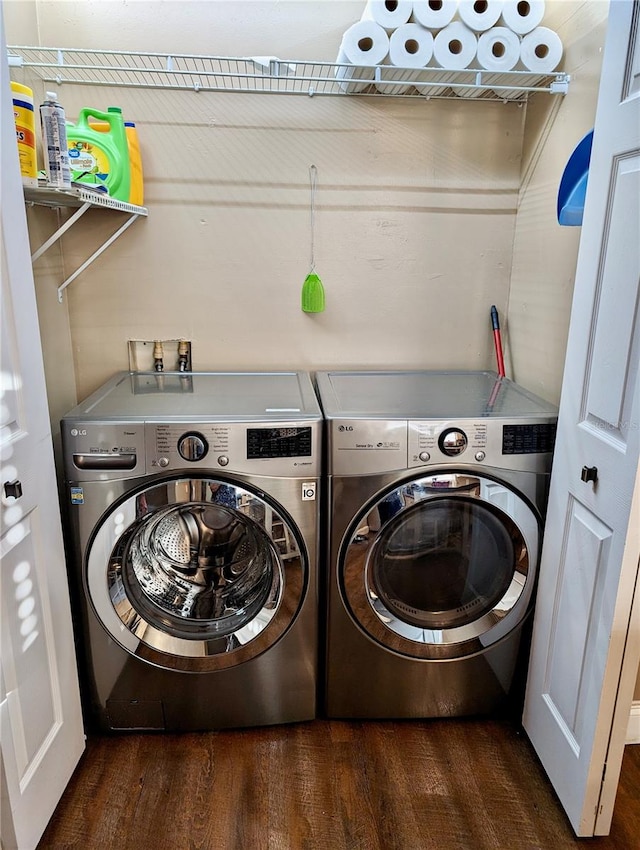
[503,423,557,455]
[247,427,312,459]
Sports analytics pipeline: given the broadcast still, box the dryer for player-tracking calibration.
[315,370,557,720]
[61,371,322,731]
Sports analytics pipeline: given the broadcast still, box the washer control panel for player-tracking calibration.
[63,420,321,480]
[149,422,320,476]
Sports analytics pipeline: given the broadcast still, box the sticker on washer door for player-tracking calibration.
[302,482,316,501]
[70,486,84,505]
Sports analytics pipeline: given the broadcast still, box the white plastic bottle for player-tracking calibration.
[39,91,71,188]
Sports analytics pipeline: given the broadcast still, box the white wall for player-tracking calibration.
[6,0,523,401]
[507,0,609,403]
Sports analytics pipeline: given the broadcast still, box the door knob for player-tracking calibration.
[581,466,598,484]
[4,479,23,499]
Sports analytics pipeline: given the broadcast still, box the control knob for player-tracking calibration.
[177,432,209,462]
[439,428,468,457]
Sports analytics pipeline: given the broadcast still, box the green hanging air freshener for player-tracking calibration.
[301,164,325,313]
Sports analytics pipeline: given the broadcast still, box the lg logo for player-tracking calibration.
[338,425,354,432]
[70,428,87,437]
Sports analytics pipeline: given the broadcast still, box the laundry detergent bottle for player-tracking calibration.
[90,115,144,206]
[66,106,130,201]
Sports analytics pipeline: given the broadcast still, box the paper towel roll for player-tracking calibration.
[376,23,434,95]
[362,0,413,32]
[458,0,504,32]
[520,26,563,72]
[500,0,545,35]
[477,26,520,70]
[411,0,458,31]
[335,20,390,93]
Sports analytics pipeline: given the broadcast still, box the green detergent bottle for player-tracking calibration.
[66,106,130,202]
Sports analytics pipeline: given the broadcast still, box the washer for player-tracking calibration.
[61,370,322,732]
[315,369,557,720]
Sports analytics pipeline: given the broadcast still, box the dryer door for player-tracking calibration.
[86,477,306,671]
[340,472,540,660]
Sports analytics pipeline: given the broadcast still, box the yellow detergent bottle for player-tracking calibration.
[66,106,130,202]
[11,82,37,186]
[90,115,144,206]
[124,122,144,206]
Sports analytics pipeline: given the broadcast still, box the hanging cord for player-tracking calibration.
[309,164,317,273]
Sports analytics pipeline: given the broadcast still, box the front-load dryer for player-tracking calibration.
[61,371,322,732]
[315,370,557,720]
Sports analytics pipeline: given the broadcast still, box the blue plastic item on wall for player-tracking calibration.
[557,130,594,226]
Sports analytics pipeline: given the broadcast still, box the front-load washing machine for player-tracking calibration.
[315,370,557,719]
[61,370,322,731]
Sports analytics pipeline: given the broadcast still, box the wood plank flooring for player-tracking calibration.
[38,718,639,850]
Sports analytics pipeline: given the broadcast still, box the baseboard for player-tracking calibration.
[627,701,640,745]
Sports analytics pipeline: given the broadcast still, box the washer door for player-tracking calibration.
[340,473,540,660]
[86,477,306,671]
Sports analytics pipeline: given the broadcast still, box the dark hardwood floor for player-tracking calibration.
[38,718,639,850]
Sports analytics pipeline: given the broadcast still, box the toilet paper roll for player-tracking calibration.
[477,26,520,70]
[427,21,477,97]
[433,21,478,69]
[473,26,522,99]
[458,0,504,32]
[335,20,390,93]
[500,0,545,35]
[362,0,413,32]
[376,23,434,95]
[411,0,458,31]
[520,26,563,72]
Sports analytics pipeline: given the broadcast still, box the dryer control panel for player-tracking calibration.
[408,418,556,474]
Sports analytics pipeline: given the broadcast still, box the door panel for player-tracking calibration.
[545,498,613,737]
[523,0,640,837]
[586,155,639,430]
[1,14,84,850]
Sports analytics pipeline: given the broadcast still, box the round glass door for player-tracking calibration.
[87,477,306,672]
[340,474,539,660]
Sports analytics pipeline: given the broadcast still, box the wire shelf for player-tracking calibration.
[7,46,570,101]
[24,183,148,215]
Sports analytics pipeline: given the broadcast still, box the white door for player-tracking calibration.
[523,0,640,837]
[0,10,85,850]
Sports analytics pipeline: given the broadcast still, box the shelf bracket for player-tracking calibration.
[31,201,92,262]
[56,212,141,301]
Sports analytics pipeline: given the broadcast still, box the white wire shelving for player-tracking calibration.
[7,46,570,101]
[10,45,568,300]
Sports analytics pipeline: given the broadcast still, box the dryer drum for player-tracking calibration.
[371,498,516,630]
[341,487,533,660]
